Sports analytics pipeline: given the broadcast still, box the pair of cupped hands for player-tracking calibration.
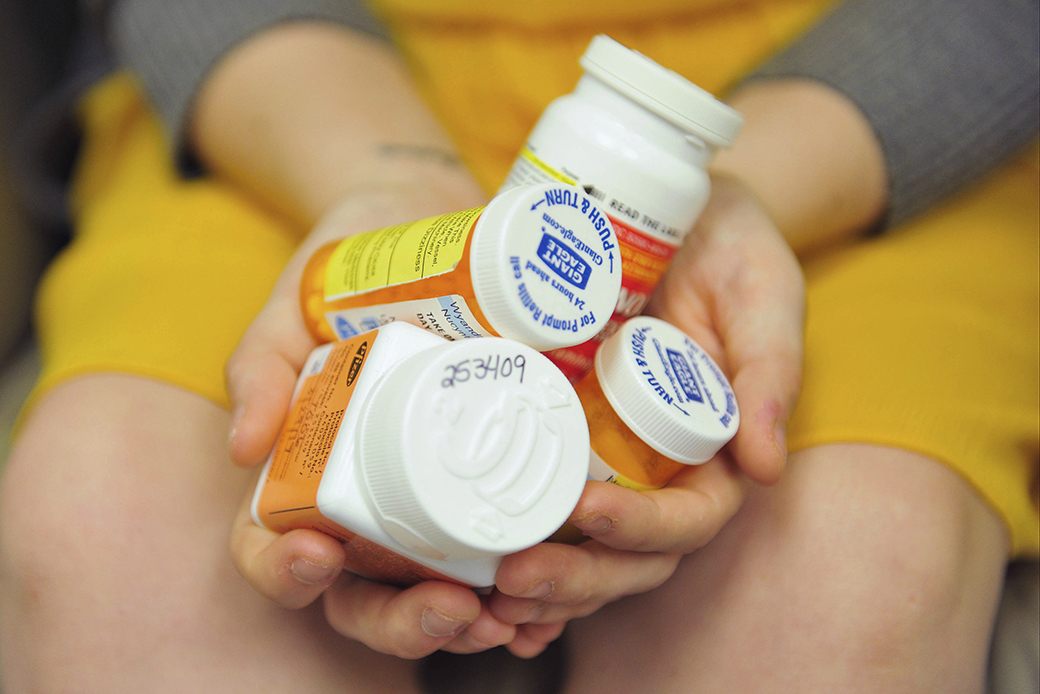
[224,176,805,660]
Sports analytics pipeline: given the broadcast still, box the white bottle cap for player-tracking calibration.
[580,35,743,148]
[356,337,590,561]
[595,316,739,464]
[469,183,623,352]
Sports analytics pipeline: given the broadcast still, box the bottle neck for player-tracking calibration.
[573,74,715,170]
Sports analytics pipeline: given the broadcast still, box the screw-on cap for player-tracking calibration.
[470,183,623,352]
[580,35,743,148]
[595,316,739,464]
[356,337,590,561]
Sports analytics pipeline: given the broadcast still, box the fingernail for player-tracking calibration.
[513,601,547,625]
[421,608,469,637]
[290,558,337,586]
[573,515,613,536]
[520,580,554,600]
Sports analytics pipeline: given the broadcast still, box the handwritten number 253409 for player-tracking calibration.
[441,353,526,389]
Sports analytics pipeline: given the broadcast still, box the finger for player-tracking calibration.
[645,290,800,487]
[223,212,361,468]
[225,294,315,467]
[490,541,680,625]
[439,598,517,654]
[440,614,518,654]
[322,575,483,660]
[650,184,805,486]
[505,622,567,659]
[720,293,803,485]
[712,228,804,486]
[230,492,345,609]
[567,462,748,554]
[439,629,513,655]
[727,344,801,485]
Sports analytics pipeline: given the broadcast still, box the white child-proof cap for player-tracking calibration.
[469,182,623,352]
[580,35,744,148]
[595,316,739,464]
[356,337,591,561]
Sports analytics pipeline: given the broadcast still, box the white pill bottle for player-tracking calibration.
[251,322,590,588]
[499,34,744,382]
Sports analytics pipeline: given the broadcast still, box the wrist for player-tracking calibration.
[317,144,487,224]
[711,78,888,255]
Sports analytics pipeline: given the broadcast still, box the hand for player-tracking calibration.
[225,185,481,469]
[489,176,805,646]
[651,174,805,487]
[230,481,519,658]
[225,185,528,659]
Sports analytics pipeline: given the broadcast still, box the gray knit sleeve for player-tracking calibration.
[109,0,389,151]
[744,0,1039,227]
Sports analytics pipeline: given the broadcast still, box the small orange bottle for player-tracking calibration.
[575,316,739,490]
[300,183,622,352]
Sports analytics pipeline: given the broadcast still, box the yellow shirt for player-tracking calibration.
[30,0,1039,555]
[369,0,838,192]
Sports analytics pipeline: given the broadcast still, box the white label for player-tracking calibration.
[324,295,487,341]
[501,146,696,247]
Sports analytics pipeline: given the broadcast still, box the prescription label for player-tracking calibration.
[502,147,682,381]
[324,207,484,300]
[253,334,375,539]
[324,295,488,341]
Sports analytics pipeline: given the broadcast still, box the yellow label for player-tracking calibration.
[324,206,484,300]
[520,147,576,185]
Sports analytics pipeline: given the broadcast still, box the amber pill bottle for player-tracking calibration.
[574,316,740,490]
[299,182,621,352]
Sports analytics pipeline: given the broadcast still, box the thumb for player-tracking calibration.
[225,293,316,467]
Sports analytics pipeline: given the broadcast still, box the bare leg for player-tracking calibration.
[0,374,419,693]
[564,443,1009,694]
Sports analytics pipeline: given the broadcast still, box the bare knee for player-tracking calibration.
[565,443,1009,694]
[737,444,1008,689]
[1,375,235,576]
[0,375,244,690]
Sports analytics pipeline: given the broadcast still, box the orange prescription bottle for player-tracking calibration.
[574,316,739,491]
[300,182,622,352]
[251,321,591,588]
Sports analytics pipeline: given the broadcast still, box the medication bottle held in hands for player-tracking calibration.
[251,322,591,588]
[499,35,744,380]
[576,316,739,490]
[300,182,622,352]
